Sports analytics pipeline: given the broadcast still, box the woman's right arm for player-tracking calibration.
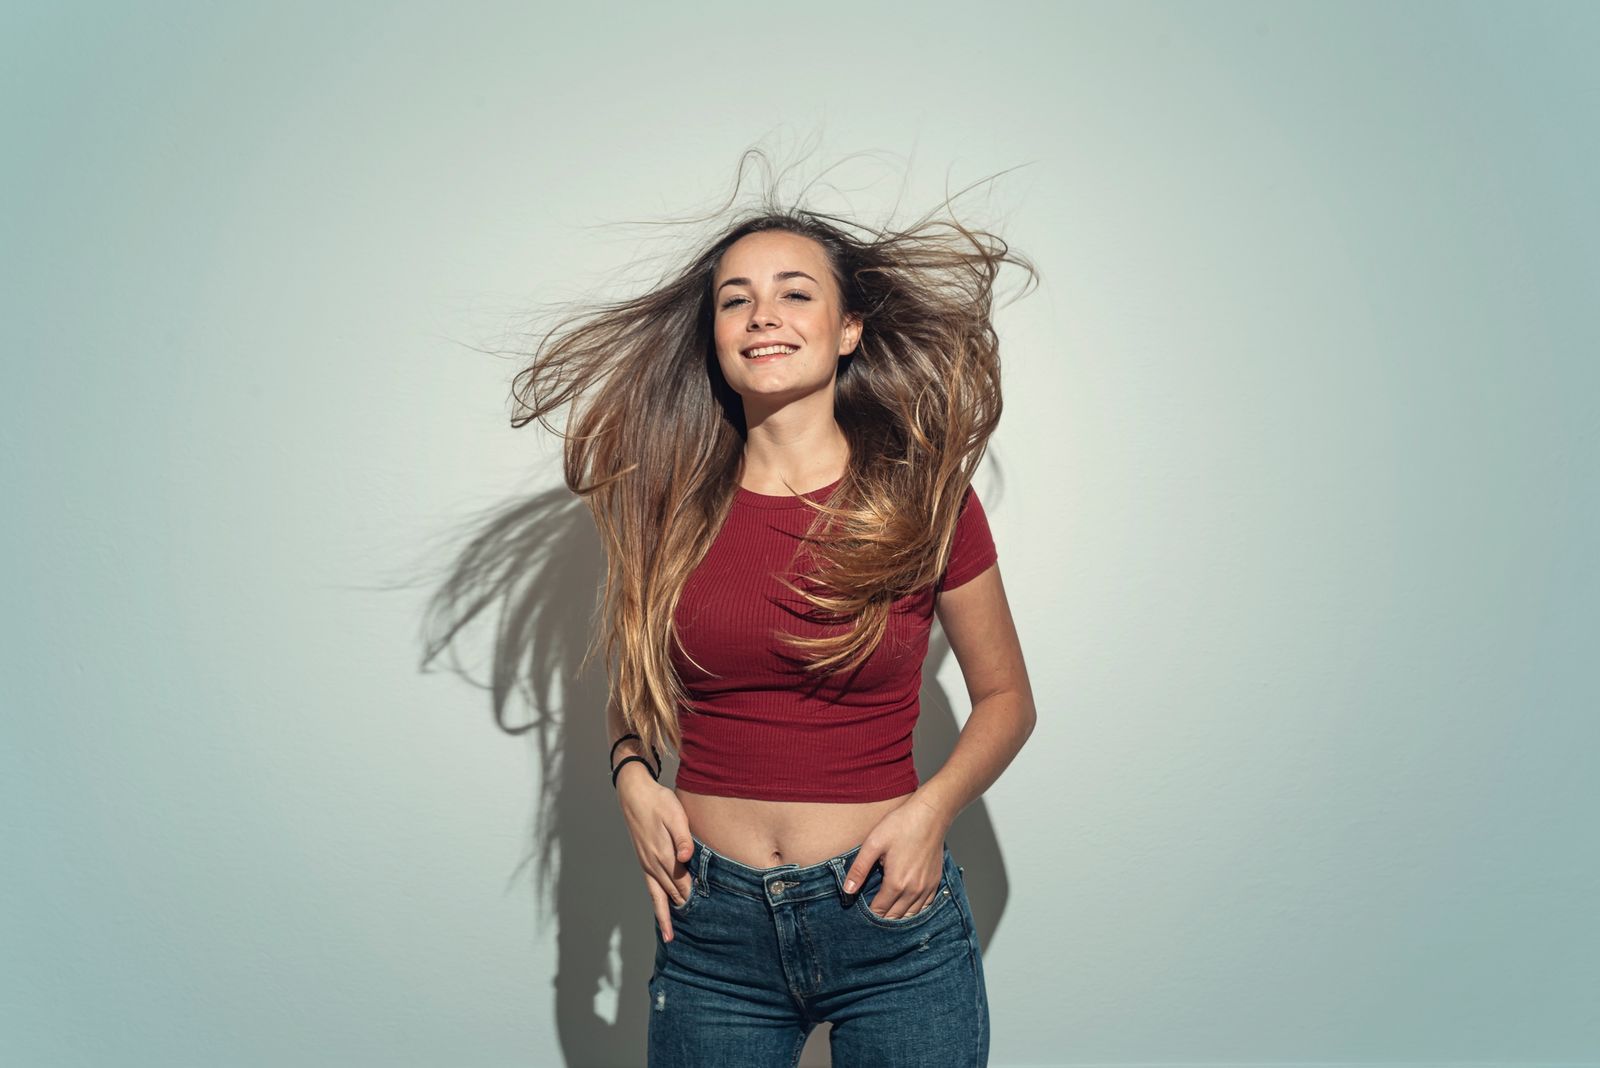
[608,697,696,942]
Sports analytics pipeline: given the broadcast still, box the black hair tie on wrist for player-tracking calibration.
[609,732,640,766]
[609,731,662,788]
[611,754,660,788]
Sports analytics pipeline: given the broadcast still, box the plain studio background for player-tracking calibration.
[3,2,1596,1067]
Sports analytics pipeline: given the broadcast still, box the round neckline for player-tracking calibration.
[734,475,844,510]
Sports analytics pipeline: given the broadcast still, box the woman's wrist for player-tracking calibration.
[614,759,660,793]
[609,731,664,791]
[609,732,648,765]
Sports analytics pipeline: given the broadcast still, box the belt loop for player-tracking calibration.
[694,841,712,895]
[827,856,851,900]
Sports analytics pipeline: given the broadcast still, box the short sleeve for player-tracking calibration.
[935,486,998,593]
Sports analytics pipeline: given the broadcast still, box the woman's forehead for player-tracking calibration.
[717,231,827,275]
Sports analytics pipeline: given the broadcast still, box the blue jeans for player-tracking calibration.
[647,834,989,1067]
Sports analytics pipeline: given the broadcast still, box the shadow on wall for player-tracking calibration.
[420,485,1009,1068]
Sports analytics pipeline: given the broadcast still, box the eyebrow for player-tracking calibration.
[715,270,820,294]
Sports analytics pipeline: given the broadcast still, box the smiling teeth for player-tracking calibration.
[744,345,797,358]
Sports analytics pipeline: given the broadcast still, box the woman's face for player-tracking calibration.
[710,230,862,407]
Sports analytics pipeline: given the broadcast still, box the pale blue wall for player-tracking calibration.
[3,2,1596,1066]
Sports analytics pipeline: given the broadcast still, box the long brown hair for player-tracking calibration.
[509,151,1038,761]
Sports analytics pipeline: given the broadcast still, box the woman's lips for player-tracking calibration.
[742,345,798,362]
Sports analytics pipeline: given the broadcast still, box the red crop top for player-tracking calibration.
[669,478,998,802]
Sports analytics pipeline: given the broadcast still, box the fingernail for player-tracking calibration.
[843,879,856,893]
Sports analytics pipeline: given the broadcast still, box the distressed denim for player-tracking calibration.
[647,834,989,1067]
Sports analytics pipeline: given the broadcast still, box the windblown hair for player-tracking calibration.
[509,152,1038,762]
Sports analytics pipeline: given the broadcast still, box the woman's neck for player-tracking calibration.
[737,423,849,496]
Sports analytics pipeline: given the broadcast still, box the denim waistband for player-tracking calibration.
[684,833,870,905]
[685,833,952,906]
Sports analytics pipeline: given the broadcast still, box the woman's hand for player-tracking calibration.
[840,792,953,920]
[615,765,695,942]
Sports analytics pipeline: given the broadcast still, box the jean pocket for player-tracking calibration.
[667,873,700,916]
[854,866,955,929]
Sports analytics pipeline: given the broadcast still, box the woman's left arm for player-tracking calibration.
[842,561,1037,915]
[916,559,1038,825]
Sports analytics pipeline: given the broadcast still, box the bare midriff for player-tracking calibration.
[675,787,916,869]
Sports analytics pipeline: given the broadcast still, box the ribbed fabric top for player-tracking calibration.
[670,480,998,802]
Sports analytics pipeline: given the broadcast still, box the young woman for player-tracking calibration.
[513,174,1037,1066]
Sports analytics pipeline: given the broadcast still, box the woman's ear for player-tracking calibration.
[840,313,863,357]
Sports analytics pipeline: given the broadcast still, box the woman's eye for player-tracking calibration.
[719,291,813,310]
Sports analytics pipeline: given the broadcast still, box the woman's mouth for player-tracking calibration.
[742,344,799,362]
